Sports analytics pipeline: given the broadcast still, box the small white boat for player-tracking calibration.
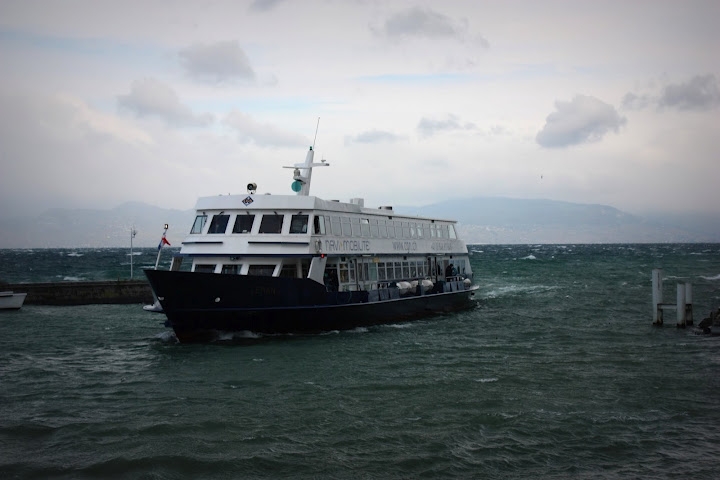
[0,291,27,310]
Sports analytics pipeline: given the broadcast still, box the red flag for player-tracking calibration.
[158,235,171,250]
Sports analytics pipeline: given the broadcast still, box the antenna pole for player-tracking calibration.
[312,117,320,149]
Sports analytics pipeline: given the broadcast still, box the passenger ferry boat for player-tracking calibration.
[145,145,478,342]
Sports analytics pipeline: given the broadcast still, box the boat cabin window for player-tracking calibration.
[351,217,361,237]
[221,264,241,274]
[449,225,457,239]
[232,214,255,234]
[279,264,297,278]
[258,214,284,234]
[339,260,355,284]
[207,214,230,234]
[247,265,276,276]
[194,264,216,273]
[314,215,326,235]
[378,219,387,238]
[323,263,339,291]
[190,214,207,234]
[370,219,378,238]
[330,216,341,236]
[361,218,370,237]
[289,214,309,234]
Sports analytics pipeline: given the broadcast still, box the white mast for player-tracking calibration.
[284,119,329,196]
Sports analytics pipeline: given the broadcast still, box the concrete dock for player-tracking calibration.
[2,280,154,306]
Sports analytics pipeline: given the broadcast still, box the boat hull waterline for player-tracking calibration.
[145,270,478,342]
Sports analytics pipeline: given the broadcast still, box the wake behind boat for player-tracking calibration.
[145,142,478,343]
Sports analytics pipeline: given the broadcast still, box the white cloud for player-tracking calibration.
[536,95,626,148]
[346,130,403,145]
[623,74,720,112]
[0,0,719,221]
[659,74,720,111]
[223,110,309,148]
[417,114,478,138]
[248,0,287,13]
[179,41,256,83]
[373,6,489,48]
[117,78,214,127]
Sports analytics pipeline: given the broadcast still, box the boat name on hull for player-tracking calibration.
[324,239,371,252]
[431,242,454,251]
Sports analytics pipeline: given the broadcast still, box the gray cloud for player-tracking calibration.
[117,78,213,127]
[417,114,477,138]
[659,74,720,110]
[346,130,402,145]
[383,7,459,38]
[536,95,626,148]
[623,74,720,111]
[179,40,255,83]
[248,0,287,12]
[376,6,488,46]
[621,92,653,110]
[223,110,308,148]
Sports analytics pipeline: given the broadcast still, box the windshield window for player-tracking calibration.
[207,214,230,234]
[289,214,309,234]
[259,214,284,234]
[233,214,255,234]
[190,215,207,234]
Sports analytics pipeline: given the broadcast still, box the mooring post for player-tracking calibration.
[676,283,686,327]
[684,282,693,326]
[652,269,663,325]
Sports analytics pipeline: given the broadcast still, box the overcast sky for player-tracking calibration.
[1,0,719,219]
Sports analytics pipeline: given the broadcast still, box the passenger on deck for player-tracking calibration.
[445,263,456,279]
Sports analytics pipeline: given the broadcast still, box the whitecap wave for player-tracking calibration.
[347,327,368,334]
[385,323,413,329]
[701,274,720,281]
[66,252,84,257]
[520,255,536,260]
[233,330,262,339]
[475,377,498,383]
[153,331,178,343]
[484,284,557,298]
[61,276,83,281]
[320,329,341,335]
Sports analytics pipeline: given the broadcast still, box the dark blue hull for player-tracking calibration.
[145,270,478,343]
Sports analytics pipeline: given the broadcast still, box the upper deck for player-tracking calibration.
[180,193,467,258]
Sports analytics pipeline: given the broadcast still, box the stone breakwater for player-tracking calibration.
[2,280,153,306]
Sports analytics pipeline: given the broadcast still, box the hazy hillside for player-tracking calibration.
[0,198,717,248]
[395,197,720,244]
[0,202,195,248]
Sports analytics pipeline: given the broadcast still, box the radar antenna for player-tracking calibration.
[312,117,320,150]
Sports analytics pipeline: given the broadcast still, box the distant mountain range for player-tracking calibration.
[0,202,195,249]
[0,198,718,248]
[396,198,720,244]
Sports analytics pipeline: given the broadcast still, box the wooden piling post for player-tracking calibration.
[684,282,693,326]
[652,269,663,326]
[676,283,686,327]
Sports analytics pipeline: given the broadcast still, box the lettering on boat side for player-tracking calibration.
[250,286,276,296]
[324,239,371,252]
[431,242,453,251]
[392,241,417,251]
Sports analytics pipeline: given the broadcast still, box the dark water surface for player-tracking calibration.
[1,245,719,479]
